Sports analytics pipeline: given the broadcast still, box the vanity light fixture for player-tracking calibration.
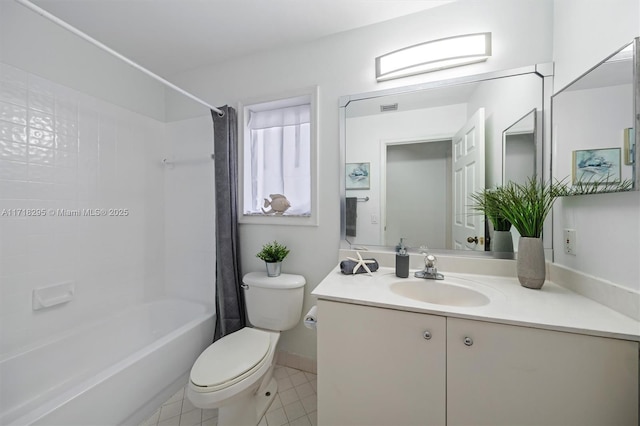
[376,32,492,82]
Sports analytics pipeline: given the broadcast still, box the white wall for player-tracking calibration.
[0,0,166,121]
[164,116,216,305]
[168,0,554,359]
[0,62,166,355]
[504,133,535,185]
[552,0,639,91]
[552,0,640,291]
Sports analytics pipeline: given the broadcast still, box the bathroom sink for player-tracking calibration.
[390,279,490,307]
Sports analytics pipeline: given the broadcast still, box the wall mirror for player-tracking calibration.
[552,38,639,193]
[503,109,537,186]
[340,65,552,254]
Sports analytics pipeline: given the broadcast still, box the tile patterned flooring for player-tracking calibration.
[140,365,317,426]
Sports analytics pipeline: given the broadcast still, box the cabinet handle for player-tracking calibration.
[463,336,473,346]
[423,331,432,340]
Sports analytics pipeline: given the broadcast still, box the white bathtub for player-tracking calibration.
[0,299,215,426]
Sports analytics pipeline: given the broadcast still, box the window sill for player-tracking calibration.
[238,214,318,227]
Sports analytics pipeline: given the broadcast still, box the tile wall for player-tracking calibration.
[0,63,166,357]
[163,116,215,305]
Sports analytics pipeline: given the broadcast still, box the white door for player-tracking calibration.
[452,108,485,251]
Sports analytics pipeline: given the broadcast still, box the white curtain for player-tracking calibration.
[248,104,311,216]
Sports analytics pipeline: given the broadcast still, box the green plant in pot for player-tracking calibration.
[256,240,290,277]
[492,177,569,289]
[470,188,514,259]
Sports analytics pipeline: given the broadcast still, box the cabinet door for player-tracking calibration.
[447,317,639,426]
[317,300,446,426]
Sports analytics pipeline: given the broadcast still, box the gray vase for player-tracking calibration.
[517,237,546,289]
[492,230,514,259]
[265,261,282,277]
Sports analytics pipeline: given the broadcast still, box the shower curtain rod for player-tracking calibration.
[14,0,224,116]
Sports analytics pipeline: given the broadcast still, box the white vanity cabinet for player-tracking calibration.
[446,317,638,426]
[317,300,639,426]
[317,300,447,426]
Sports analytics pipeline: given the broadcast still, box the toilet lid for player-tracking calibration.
[190,327,271,391]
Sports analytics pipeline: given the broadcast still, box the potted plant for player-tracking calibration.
[476,177,630,289]
[256,240,290,277]
[491,177,569,289]
[470,188,514,259]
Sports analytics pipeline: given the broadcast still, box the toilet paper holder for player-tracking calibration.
[304,305,317,330]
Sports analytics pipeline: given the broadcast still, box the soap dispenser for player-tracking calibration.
[395,238,409,278]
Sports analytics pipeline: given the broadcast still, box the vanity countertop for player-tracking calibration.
[312,266,640,342]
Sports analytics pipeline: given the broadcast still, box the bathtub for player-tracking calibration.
[0,299,215,426]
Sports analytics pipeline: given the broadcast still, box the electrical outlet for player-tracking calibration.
[564,229,576,255]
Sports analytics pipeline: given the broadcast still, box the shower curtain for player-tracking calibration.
[212,106,246,341]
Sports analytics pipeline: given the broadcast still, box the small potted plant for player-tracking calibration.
[470,188,513,259]
[256,240,290,277]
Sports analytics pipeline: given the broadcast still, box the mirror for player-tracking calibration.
[552,38,639,192]
[341,65,552,253]
[503,109,537,186]
[498,108,538,252]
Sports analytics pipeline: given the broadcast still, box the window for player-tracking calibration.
[239,88,318,225]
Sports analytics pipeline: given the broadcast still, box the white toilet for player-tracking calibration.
[187,272,306,426]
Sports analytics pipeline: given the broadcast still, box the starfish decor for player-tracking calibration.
[346,251,376,276]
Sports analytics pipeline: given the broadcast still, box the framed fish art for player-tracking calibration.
[346,163,370,190]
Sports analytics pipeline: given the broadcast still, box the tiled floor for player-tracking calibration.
[140,365,317,426]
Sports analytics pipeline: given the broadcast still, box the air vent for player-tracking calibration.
[380,103,398,112]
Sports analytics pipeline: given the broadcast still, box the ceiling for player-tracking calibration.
[28,0,454,78]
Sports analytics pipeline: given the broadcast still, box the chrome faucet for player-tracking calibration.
[414,253,445,280]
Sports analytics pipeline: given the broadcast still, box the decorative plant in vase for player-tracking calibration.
[491,177,570,289]
[473,176,631,288]
[469,188,514,259]
[256,240,290,277]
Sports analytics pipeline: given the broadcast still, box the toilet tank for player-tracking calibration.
[242,272,305,331]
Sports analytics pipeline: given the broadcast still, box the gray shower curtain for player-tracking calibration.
[212,106,246,341]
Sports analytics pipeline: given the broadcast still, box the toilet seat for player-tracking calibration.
[190,327,271,392]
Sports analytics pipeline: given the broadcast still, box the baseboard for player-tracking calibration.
[276,350,317,374]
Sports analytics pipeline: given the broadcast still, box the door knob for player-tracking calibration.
[467,236,485,245]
